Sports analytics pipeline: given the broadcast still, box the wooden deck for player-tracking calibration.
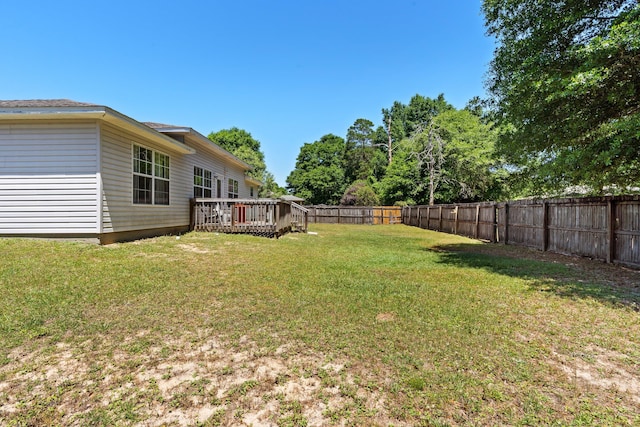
[190,198,308,238]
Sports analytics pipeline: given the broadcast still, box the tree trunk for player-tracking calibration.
[429,167,435,206]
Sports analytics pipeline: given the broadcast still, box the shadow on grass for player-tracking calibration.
[428,243,640,310]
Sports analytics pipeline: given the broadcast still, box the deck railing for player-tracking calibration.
[190,198,308,237]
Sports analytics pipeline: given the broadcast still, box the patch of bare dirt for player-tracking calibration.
[0,332,402,426]
[549,344,640,402]
[177,243,213,254]
[375,312,396,322]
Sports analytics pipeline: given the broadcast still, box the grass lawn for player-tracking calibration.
[1,224,639,426]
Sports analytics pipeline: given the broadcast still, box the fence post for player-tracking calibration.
[453,206,459,235]
[475,204,480,239]
[607,199,616,264]
[438,206,443,231]
[542,201,549,251]
[418,207,422,228]
[426,206,430,230]
[491,203,500,243]
[504,203,510,245]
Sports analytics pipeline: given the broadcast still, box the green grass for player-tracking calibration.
[1,224,639,426]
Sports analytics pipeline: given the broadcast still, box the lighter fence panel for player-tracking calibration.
[616,202,640,266]
[455,206,477,237]
[506,203,544,248]
[308,206,399,225]
[548,202,608,260]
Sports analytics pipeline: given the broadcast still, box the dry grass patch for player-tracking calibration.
[0,331,397,426]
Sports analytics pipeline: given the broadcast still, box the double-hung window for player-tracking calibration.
[194,167,213,198]
[133,145,170,205]
[227,178,239,198]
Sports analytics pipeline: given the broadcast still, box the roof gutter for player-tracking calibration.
[152,125,253,170]
[244,175,263,187]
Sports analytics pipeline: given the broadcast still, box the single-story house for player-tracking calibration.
[0,99,262,243]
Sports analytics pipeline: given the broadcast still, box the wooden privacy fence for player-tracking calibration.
[402,196,640,268]
[307,206,402,225]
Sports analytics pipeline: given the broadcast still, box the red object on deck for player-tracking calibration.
[235,204,246,223]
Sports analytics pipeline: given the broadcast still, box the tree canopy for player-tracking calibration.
[483,0,640,194]
[286,94,503,205]
[340,180,380,206]
[207,127,286,197]
[204,3,639,204]
[343,118,387,183]
[286,134,347,205]
[377,108,502,205]
[208,127,266,183]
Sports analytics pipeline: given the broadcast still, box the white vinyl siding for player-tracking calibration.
[0,118,255,240]
[100,123,191,233]
[0,122,99,234]
[184,138,253,200]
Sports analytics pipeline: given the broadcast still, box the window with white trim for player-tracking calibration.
[194,167,213,198]
[133,144,170,205]
[227,178,239,198]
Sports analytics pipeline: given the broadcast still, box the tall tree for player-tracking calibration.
[378,107,503,205]
[406,93,453,133]
[380,101,407,164]
[344,118,375,183]
[411,122,446,206]
[381,94,454,163]
[375,144,421,205]
[483,0,640,193]
[433,109,504,203]
[286,134,346,205]
[343,118,387,183]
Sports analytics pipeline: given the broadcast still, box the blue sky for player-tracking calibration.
[3,0,495,186]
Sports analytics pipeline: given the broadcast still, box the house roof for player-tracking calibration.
[142,122,255,173]
[0,99,260,181]
[143,121,182,130]
[0,99,99,108]
[0,99,195,155]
